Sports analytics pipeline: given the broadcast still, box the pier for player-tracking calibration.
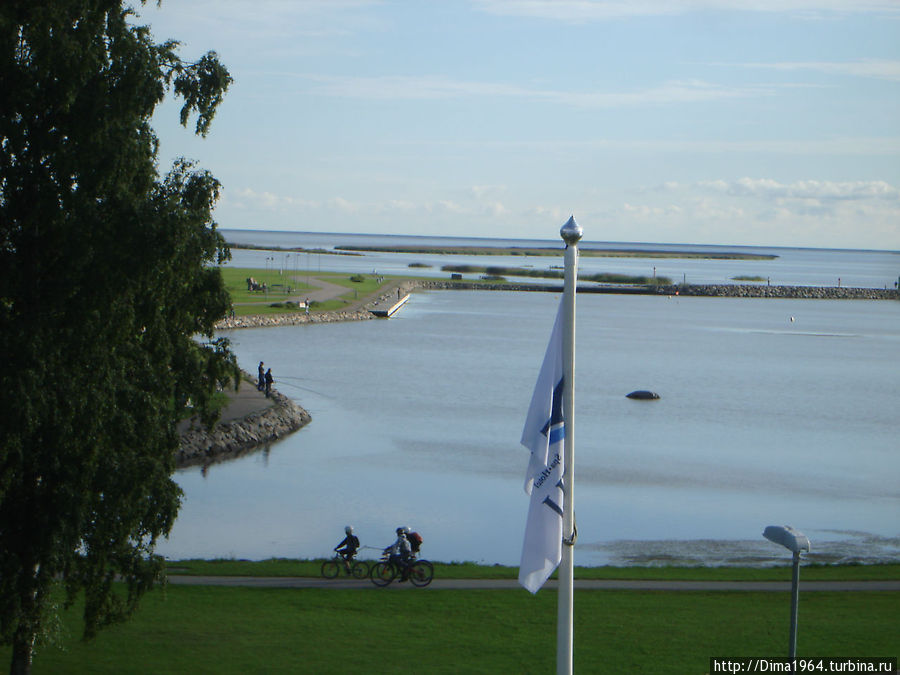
[370,292,410,317]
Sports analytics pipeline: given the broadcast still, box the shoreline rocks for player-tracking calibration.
[650,284,898,300]
[177,388,311,469]
[418,280,899,300]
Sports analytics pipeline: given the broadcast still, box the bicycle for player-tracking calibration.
[321,554,369,580]
[369,554,433,587]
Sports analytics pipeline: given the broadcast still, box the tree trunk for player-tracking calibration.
[9,629,34,675]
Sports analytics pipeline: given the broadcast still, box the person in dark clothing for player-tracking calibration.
[264,368,274,397]
[257,361,265,391]
[334,526,360,572]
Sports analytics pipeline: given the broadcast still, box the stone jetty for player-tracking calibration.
[177,388,311,469]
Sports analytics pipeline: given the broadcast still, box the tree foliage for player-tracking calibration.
[0,2,235,672]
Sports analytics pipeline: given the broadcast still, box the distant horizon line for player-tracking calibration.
[218,227,900,256]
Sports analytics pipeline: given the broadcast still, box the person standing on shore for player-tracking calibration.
[264,368,274,397]
[257,361,265,391]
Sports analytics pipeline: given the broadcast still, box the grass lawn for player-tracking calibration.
[13,585,897,674]
[219,267,398,316]
[220,267,312,303]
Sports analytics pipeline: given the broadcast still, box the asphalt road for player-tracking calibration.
[166,576,900,591]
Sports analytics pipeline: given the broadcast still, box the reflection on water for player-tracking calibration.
[159,290,900,566]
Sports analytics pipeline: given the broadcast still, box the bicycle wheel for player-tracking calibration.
[351,560,369,579]
[370,561,395,587]
[321,559,340,579]
[408,559,434,587]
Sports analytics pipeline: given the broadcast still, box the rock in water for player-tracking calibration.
[626,390,660,400]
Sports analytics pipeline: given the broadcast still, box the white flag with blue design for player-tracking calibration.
[519,299,565,594]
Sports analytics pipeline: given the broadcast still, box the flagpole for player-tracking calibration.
[558,216,581,675]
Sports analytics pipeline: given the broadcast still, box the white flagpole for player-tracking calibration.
[558,216,581,675]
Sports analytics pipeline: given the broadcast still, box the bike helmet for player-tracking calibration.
[345,525,354,535]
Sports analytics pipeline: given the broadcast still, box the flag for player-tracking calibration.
[519,299,565,594]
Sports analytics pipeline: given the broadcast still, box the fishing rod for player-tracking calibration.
[271,376,333,399]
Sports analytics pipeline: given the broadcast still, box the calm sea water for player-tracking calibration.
[158,239,900,566]
[220,229,900,290]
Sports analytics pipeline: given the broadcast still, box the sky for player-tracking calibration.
[139,0,900,250]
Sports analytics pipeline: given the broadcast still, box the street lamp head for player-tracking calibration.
[560,215,583,245]
[764,525,810,554]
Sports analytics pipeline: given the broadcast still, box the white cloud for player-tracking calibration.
[697,178,900,201]
[301,74,772,107]
[732,59,900,82]
[628,178,900,248]
[217,178,900,249]
[330,197,360,214]
[226,187,319,211]
[622,203,687,218]
[135,0,383,61]
[224,187,515,223]
[390,136,900,156]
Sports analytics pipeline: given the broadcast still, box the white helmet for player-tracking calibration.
[345,525,354,535]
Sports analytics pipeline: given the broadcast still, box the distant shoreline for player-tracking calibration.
[226,241,779,260]
[336,244,778,260]
[227,243,360,256]
[215,280,898,331]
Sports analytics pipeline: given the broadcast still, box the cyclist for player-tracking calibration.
[384,527,412,580]
[333,525,360,572]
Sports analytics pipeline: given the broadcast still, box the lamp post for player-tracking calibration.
[763,525,810,670]
[285,254,291,292]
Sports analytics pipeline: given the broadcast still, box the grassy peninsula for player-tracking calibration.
[219,267,387,315]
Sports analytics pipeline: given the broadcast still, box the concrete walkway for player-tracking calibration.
[220,377,275,422]
[177,376,275,436]
[166,576,900,591]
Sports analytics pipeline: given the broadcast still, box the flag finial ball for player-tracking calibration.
[560,215,583,245]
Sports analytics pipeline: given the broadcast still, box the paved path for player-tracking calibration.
[166,576,900,592]
[219,378,275,422]
[176,377,273,435]
[290,277,353,306]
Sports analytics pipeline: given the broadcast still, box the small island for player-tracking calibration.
[333,244,778,261]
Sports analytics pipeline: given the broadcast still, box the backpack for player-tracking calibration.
[408,531,423,553]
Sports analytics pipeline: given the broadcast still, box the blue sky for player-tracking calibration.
[141,1,900,249]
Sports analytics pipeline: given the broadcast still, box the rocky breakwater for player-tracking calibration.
[652,284,898,300]
[418,279,898,299]
[177,389,311,469]
[215,308,375,330]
